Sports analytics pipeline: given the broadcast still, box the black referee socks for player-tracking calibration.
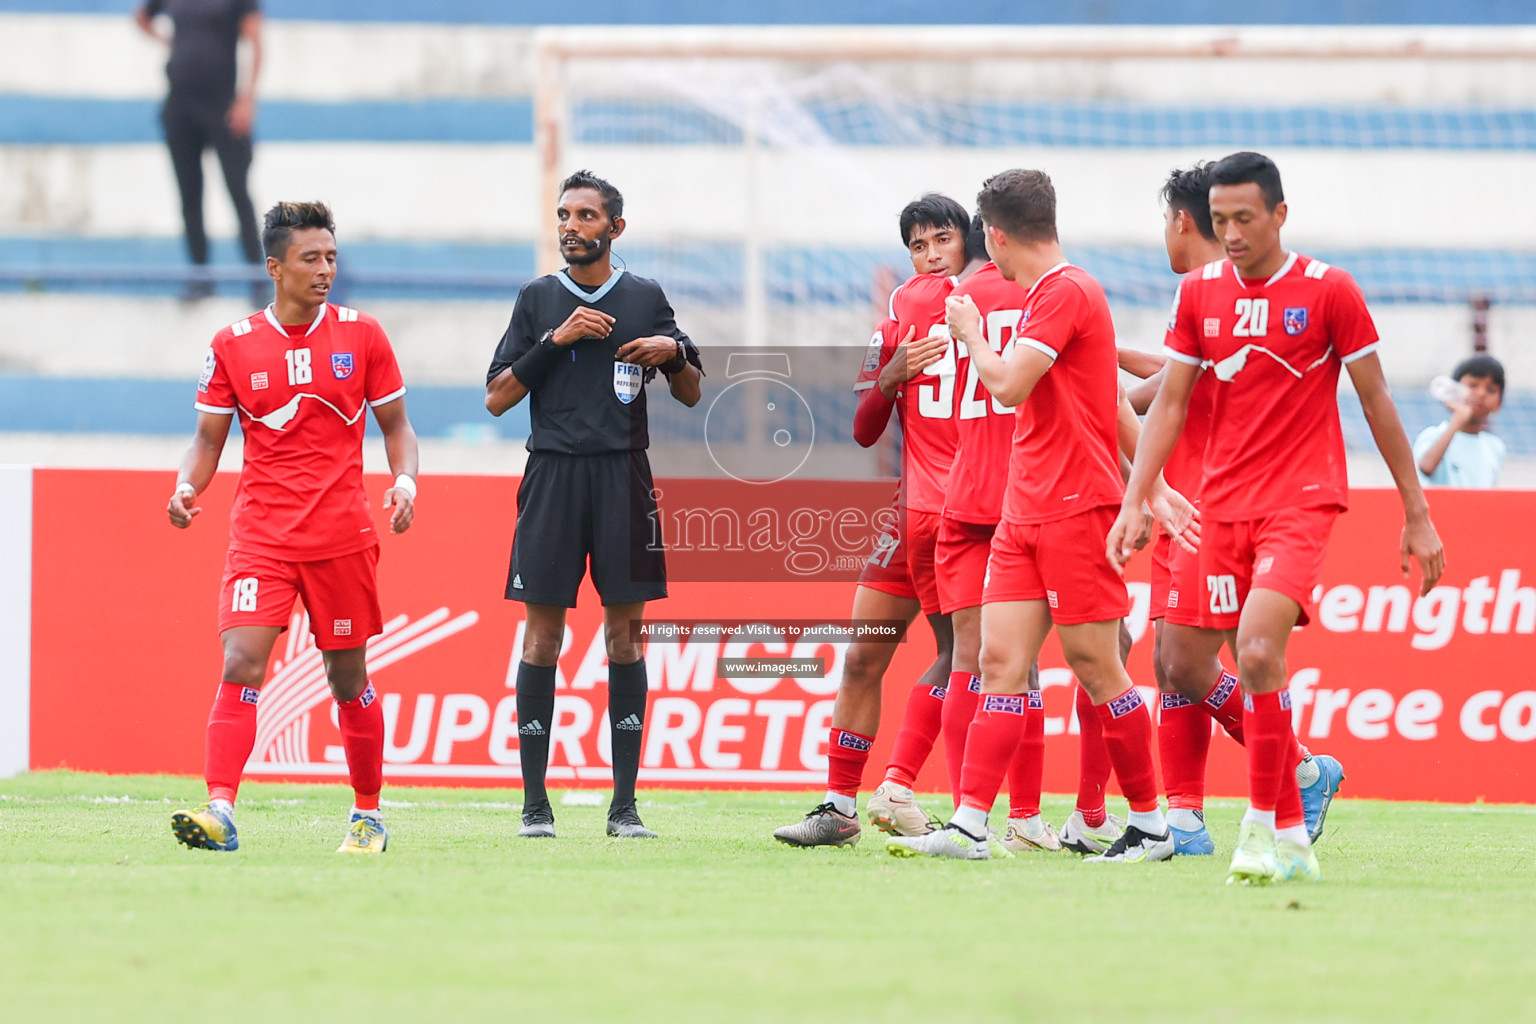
[607,659,649,813]
[515,662,557,811]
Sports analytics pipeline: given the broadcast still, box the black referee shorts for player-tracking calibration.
[507,450,668,608]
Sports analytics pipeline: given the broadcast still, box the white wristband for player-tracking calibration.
[392,474,417,499]
[176,482,196,498]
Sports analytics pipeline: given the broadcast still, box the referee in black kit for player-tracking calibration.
[486,170,703,840]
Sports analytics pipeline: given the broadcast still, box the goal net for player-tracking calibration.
[534,26,1536,372]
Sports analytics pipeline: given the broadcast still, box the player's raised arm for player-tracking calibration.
[372,396,419,534]
[1345,350,1445,593]
[168,411,232,528]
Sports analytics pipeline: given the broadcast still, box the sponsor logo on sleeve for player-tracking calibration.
[332,353,354,379]
[1284,307,1309,335]
[198,349,217,391]
[862,334,882,372]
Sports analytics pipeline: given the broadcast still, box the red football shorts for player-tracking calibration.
[982,506,1130,624]
[1198,505,1341,630]
[1151,533,1218,629]
[860,506,940,614]
[218,545,383,650]
[857,507,943,616]
[935,516,996,614]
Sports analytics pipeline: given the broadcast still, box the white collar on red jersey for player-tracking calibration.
[1231,250,1299,290]
[263,303,328,337]
[1023,261,1071,302]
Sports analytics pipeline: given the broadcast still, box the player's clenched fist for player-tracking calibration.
[167,482,200,529]
[552,306,616,345]
[945,293,982,346]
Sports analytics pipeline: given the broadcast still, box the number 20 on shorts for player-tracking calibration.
[1207,574,1239,615]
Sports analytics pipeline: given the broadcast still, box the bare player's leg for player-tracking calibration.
[773,586,918,847]
[1055,619,1169,860]
[514,602,568,837]
[1227,588,1314,883]
[600,601,656,837]
[868,610,955,836]
[170,625,281,851]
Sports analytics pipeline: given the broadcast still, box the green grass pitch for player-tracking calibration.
[2,772,1533,1024]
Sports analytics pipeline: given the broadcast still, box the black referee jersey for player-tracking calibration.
[488,267,702,608]
[486,268,701,453]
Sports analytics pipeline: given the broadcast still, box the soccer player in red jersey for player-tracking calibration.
[1123,164,1346,856]
[165,201,419,855]
[774,195,980,848]
[889,170,1191,863]
[1110,152,1445,884]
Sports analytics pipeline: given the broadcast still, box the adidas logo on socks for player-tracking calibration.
[519,719,546,736]
[615,714,644,731]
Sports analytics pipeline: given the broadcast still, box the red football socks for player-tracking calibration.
[205,682,261,805]
[337,682,385,811]
[1094,689,1160,814]
[827,728,873,798]
[1006,691,1045,819]
[1158,691,1212,811]
[1243,689,1303,826]
[1202,670,1245,744]
[940,671,981,803]
[883,683,947,789]
[1074,684,1111,826]
[957,694,1027,814]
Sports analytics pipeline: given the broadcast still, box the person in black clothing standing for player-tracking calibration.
[486,170,703,840]
[135,0,263,302]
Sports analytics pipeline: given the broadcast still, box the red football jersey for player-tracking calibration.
[942,262,1025,526]
[195,303,407,561]
[1163,253,1378,518]
[853,273,959,514]
[1000,263,1124,526]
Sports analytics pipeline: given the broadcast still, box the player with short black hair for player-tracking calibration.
[775,194,982,848]
[486,170,702,840]
[1110,151,1444,883]
[890,169,1192,863]
[167,200,420,855]
[1122,164,1345,856]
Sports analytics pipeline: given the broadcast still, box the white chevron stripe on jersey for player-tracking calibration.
[238,394,368,430]
[231,318,252,336]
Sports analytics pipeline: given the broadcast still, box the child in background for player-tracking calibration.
[1414,354,1506,487]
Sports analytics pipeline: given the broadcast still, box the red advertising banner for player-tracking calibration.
[27,470,1536,803]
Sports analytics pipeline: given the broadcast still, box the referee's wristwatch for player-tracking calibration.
[661,338,688,375]
[538,328,557,349]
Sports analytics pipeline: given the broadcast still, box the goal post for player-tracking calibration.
[532,26,1536,357]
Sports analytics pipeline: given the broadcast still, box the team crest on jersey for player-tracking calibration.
[1284,307,1308,335]
[613,361,643,404]
[250,371,269,391]
[198,349,216,391]
[331,353,354,379]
